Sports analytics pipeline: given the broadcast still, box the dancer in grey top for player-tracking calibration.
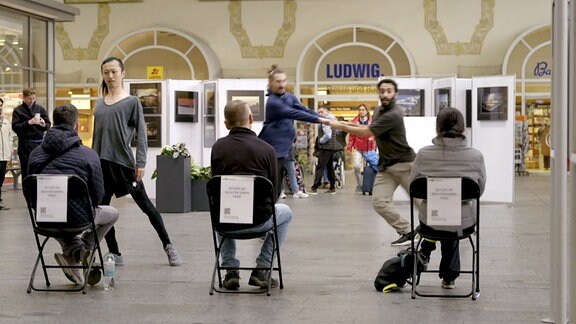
[93,56,182,266]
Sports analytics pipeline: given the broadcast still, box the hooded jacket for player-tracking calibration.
[28,125,104,226]
[410,136,486,232]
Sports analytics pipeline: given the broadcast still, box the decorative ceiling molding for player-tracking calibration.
[56,3,110,60]
[424,0,494,55]
[229,0,296,59]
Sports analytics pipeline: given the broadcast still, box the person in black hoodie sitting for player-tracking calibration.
[28,104,118,285]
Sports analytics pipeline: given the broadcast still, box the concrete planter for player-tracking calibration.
[156,155,192,213]
[190,179,210,212]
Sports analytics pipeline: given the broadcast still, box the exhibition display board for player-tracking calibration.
[126,76,514,203]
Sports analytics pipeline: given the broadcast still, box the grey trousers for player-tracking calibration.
[56,205,119,260]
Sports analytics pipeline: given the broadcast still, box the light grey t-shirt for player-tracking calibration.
[92,96,147,169]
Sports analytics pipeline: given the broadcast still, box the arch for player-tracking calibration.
[103,27,221,80]
[296,24,416,103]
[502,24,551,114]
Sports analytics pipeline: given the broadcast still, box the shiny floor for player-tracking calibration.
[0,172,551,323]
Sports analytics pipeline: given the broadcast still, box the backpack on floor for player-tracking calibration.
[374,250,427,293]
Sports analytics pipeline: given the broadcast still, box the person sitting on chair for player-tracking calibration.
[409,107,486,289]
[28,104,119,285]
[211,99,293,290]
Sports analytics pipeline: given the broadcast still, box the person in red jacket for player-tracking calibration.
[346,104,376,192]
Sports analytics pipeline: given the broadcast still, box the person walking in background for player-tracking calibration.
[211,100,293,290]
[0,98,12,210]
[310,106,342,194]
[346,104,376,193]
[29,104,119,285]
[538,122,551,170]
[280,142,308,199]
[329,79,416,246]
[11,88,51,180]
[258,64,330,196]
[410,107,486,289]
[92,57,182,266]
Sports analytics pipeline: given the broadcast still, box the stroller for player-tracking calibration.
[333,150,345,189]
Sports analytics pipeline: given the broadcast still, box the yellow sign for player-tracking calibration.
[147,66,164,80]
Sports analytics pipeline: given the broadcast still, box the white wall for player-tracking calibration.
[471,75,516,203]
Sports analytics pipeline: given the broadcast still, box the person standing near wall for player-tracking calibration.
[92,56,182,266]
[0,98,12,210]
[346,104,376,193]
[11,88,51,180]
[329,79,416,246]
[258,64,331,196]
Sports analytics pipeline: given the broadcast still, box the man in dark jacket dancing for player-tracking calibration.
[28,104,118,285]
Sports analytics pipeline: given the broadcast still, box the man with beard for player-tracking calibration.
[329,79,416,246]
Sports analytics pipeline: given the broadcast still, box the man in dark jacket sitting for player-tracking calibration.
[28,104,118,285]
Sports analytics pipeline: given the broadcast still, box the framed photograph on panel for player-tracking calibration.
[174,91,198,122]
[227,90,265,121]
[397,89,424,116]
[204,83,216,116]
[465,89,472,127]
[434,88,451,116]
[130,82,161,115]
[477,86,508,121]
[131,116,162,148]
[204,116,216,148]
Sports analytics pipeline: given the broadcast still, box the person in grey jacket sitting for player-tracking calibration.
[409,107,486,289]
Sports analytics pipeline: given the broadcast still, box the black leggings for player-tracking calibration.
[101,182,171,255]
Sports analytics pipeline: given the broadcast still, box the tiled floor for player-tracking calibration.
[0,172,551,323]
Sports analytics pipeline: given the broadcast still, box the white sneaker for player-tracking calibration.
[293,191,309,198]
[279,192,287,199]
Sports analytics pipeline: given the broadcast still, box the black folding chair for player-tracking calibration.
[409,176,481,300]
[206,175,283,296]
[22,175,104,294]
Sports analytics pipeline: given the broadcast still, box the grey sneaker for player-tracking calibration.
[109,253,124,266]
[164,244,182,266]
[248,269,278,288]
[390,231,417,246]
[223,270,240,290]
[442,280,455,289]
[54,253,83,285]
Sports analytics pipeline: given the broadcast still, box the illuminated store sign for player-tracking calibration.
[326,63,381,79]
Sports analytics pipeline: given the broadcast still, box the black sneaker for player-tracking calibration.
[309,187,318,195]
[390,231,417,246]
[223,270,240,290]
[248,269,278,288]
[325,189,336,194]
[442,280,455,289]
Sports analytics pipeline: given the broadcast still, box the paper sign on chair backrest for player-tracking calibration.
[219,176,254,224]
[36,175,68,223]
[426,177,461,226]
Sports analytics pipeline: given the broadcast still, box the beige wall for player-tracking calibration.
[54,0,552,81]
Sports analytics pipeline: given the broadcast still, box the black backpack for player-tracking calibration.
[374,250,428,292]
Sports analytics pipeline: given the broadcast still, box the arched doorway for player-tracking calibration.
[295,24,416,172]
[104,27,221,80]
[503,24,551,171]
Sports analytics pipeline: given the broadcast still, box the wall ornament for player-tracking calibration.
[56,3,110,60]
[424,0,494,55]
[229,0,296,59]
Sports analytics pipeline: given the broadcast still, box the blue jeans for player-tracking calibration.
[220,203,292,268]
[282,159,299,193]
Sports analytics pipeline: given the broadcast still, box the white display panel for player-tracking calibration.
[471,75,515,203]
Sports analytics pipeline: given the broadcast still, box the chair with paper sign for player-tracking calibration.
[22,174,104,294]
[409,176,481,300]
[206,175,284,296]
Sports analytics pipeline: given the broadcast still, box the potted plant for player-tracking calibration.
[154,143,192,213]
[190,161,211,212]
